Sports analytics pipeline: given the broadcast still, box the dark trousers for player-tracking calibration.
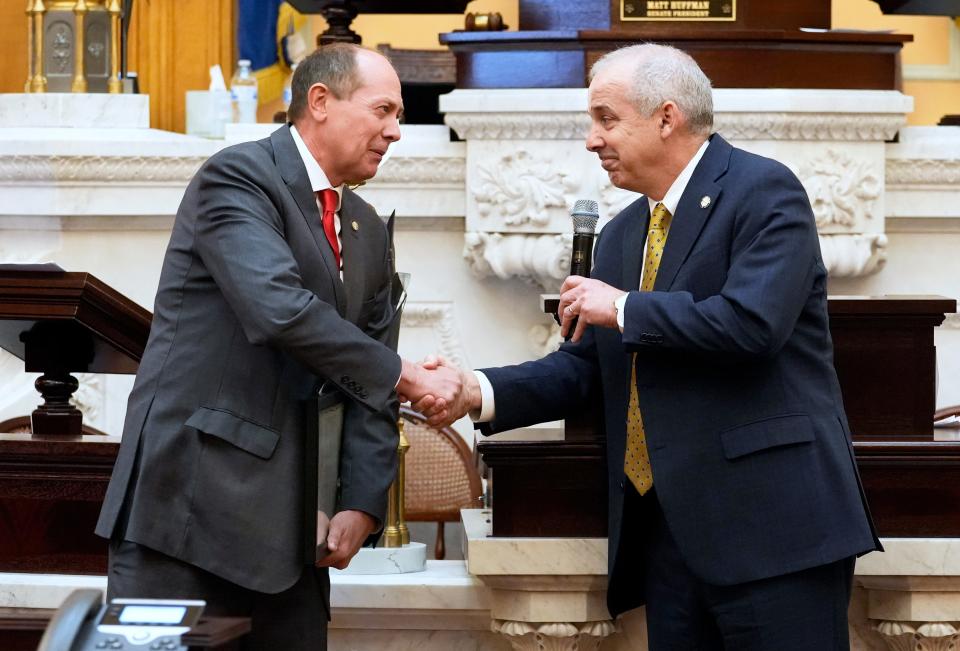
[108,539,329,651]
[627,487,855,651]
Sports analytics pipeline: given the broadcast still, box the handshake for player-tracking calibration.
[397,356,481,428]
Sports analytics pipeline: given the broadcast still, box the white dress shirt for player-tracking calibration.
[473,139,711,423]
[290,124,344,279]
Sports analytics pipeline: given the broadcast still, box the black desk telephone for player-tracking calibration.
[38,589,204,651]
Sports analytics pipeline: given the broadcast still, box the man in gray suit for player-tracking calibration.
[96,44,461,649]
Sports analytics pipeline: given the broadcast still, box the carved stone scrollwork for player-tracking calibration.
[875,620,960,651]
[529,323,563,358]
[463,231,569,291]
[714,113,906,142]
[464,229,884,286]
[886,159,960,187]
[73,372,105,427]
[445,113,591,141]
[819,233,887,277]
[472,151,577,226]
[446,112,907,142]
[0,155,207,183]
[373,157,465,185]
[799,150,882,229]
[491,619,618,651]
[401,303,467,370]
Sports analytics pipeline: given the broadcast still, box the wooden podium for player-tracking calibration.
[479,295,960,538]
[441,0,912,90]
[0,269,151,574]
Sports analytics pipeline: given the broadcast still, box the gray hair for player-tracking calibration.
[287,43,365,123]
[590,44,713,136]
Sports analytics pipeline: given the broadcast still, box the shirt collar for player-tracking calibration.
[647,139,710,216]
[289,124,343,212]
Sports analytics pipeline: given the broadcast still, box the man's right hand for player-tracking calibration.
[410,356,481,427]
[397,358,465,425]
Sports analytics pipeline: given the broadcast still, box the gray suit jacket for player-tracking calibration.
[96,125,402,594]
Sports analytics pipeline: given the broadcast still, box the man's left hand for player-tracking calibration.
[316,509,376,570]
[559,276,624,342]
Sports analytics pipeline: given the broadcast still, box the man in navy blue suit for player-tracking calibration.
[423,44,881,649]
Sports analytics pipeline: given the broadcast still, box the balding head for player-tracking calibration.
[590,44,713,137]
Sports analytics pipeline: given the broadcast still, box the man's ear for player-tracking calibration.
[307,82,331,123]
[659,101,680,139]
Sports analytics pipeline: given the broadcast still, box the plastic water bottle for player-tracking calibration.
[282,63,297,110]
[230,59,258,123]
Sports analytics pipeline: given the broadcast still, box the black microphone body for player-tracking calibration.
[570,232,595,278]
[566,199,600,340]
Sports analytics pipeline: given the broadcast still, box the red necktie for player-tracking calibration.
[317,188,341,270]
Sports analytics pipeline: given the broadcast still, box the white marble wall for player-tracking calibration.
[4,88,959,437]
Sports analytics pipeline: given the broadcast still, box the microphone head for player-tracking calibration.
[571,199,599,234]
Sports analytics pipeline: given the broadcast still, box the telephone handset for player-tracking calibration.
[37,589,102,651]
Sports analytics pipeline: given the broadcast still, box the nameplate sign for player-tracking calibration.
[621,0,736,21]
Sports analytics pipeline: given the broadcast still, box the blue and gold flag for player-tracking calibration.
[237,0,310,105]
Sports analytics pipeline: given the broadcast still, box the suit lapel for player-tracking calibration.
[339,190,367,323]
[622,200,649,291]
[271,126,347,315]
[655,135,731,292]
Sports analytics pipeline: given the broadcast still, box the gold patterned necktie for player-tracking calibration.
[624,202,672,495]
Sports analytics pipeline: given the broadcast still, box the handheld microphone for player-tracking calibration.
[566,199,599,339]
[570,199,599,277]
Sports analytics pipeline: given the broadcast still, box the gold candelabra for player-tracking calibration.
[25,0,123,94]
[383,419,411,548]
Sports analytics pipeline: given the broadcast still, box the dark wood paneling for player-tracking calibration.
[442,29,910,91]
[518,0,832,32]
[0,271,151,374]
[521,0,611,30]
[855,441,960,537]
[479,440,608,537]
[0,434,119,574]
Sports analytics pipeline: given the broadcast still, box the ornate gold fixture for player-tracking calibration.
[383,419,411,548]
[25,0,123,93]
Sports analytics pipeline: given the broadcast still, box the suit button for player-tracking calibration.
[341,375,350,383]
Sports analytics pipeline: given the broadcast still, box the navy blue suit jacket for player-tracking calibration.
[479,135,881,617]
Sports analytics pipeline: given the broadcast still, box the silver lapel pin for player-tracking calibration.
[700,195,711,209]
[351,221,359,232]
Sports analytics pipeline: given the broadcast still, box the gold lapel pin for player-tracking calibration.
[700,196,711,209]
[351,221,359,231]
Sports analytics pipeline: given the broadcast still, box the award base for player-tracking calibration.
[334,542,427,575]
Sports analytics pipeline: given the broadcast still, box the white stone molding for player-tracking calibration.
[445,114,591,141]
[73,373,106,429]
[886,159,960,188]
[798,149,881,230]
[464,229,885,284]
[463,232,569,291]
[819,233,887,277]
[942,313,960,330]
[447,112,909,143]
[875,621,960,651]
[472,151,577,226]
[372,156,466,186]
[714,113,906,142]
[442,89,911,142]
[529,323,563,358]
[0,155,207,184]
[401,302,467,370]
[491,619,617,651]
[599,185,641,222]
